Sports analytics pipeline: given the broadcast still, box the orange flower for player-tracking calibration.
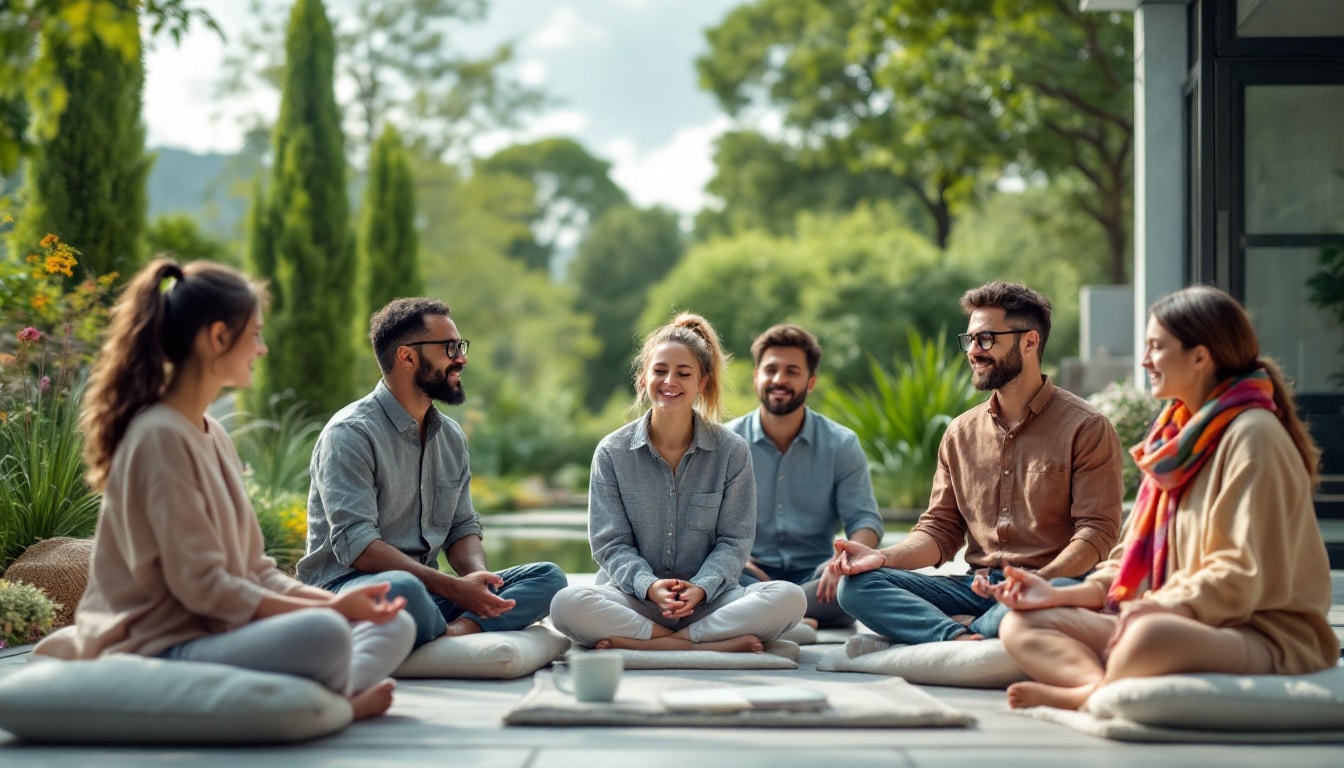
[40,233,59,248]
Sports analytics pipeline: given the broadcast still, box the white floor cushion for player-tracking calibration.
[1083,663,1344,731]
[0,656,351,744]
[393,624,571,679]
[815,635,1028,688]
[613,640,800,670]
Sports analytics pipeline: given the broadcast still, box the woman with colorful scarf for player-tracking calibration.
[983,285,1338,711]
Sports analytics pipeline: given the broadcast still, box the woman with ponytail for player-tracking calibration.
[35,258,415,720]
[550,312,805,651]
[987,285,1338,711]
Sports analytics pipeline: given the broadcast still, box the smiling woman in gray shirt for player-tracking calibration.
[549,313,805,651]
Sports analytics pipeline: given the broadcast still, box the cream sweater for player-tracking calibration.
[36,404,306,659]
[1089,408,1338,674]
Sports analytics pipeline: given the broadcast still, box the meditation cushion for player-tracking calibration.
[612,639,800,670]
[3,536,93,629]
[815,635,1028,688]
[393,624,571,679]
[1084,664,1344,731]
[0,655,351,744]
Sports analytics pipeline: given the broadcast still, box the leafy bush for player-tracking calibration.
[820,331,982,510]
[0,578,59,649]
[1088,379,1161,500]
[0,231,112,570]
[251,493,307,573]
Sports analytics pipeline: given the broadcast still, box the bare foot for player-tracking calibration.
[1005,681,1095,710]
[349,679,396,720]
[951,632,984,642]
[800,618,819,630]
[696,634,763,653]
[592,639,613,650]
[443,617,482,638]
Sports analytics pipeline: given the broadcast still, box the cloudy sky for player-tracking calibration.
[143,0,746,214]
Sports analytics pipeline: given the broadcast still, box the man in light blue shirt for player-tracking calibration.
[726,324,884,627]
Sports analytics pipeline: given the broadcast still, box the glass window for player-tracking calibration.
[1244,85,1344,235]
[1237,0,1344,37]
[1244,246,1344,395]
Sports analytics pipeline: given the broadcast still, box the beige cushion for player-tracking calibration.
[393,625,572,679]
[1084,664,1344,731]
[0,655,351,744]
[815,635,1028,688]
[613,639,800,670]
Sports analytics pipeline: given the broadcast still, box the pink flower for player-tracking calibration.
[17,327,42,344]
[40,376,51,392]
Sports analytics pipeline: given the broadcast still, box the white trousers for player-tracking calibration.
[549,581,805,647]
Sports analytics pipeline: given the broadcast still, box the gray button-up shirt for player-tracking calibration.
[297,380,482,588]
[590,411,756,604]
[725,407,883,572]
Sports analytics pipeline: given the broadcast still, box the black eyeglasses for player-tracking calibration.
[404,338,470,359]
[957,329,1028,352]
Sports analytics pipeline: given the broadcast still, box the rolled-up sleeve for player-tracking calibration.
[835,433,883,540]
[311,425,383,566]
[589,445,657,600]
[691,440,756,602]
[912,440,969,566]
[1067,415,1124,561]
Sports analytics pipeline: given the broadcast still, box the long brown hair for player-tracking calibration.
[632,312,730,423]
[1151,285,1321,488]
[81,258,266,490]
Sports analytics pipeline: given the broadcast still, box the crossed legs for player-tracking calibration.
[999,606,1274,710]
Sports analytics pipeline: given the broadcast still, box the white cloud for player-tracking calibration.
[470,108,592,158]
[517,59,548,87]
[529,6,607,51]
[604,115,731,215]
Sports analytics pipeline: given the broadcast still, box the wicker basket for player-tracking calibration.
[3,537,93,629]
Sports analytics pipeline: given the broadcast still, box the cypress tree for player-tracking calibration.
[11,2,148,280]
[359,125,422,318]
[249,0,354,417]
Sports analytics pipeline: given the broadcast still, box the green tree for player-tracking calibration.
[569,205,683,409]
[0,1,218,175]
[698,0,1000,249]
[9,0,150,281]
[145,212,234,266]
[476,138,630,273]
[248,0,355,417]
[861,0,1134,283]
[218,0,544,159]
[359,124,422,319]
[695,129,925,241]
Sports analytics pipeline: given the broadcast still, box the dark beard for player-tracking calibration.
[972,339,1024,391]
[416,355,465,405]
[759,385,807,416]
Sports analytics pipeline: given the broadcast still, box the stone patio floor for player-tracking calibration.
[2,571,1342,767]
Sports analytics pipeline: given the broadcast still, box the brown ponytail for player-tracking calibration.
[1259,357,1321,489]
[81,258,265,489]
[631,311,731,423]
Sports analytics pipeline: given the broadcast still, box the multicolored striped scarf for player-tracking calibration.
[1105,368,1275,612]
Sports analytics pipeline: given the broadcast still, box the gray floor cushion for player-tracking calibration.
[394,624,572,679]
[816,634,1028,688]
[0,656,351,744]
[612,639,800,670]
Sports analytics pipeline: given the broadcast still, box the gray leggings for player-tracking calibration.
[161,608,415,695]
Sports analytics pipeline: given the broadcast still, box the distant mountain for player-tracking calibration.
[146,146,250,241]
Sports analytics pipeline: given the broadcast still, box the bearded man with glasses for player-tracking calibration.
[832,281,1124,646]
[298,298,567,649]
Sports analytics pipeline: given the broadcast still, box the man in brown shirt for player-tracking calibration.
[833,281,1123,644]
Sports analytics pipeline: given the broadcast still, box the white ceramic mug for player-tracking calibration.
[555,651,623,703]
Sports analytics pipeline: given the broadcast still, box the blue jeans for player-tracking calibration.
[739,561,855,628]
[328,561,567,648]
[836,568,1082,645]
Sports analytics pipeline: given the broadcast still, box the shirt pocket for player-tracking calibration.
[685,491,723,532]
[1023,461,1068,504]
[429,479,465,531]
